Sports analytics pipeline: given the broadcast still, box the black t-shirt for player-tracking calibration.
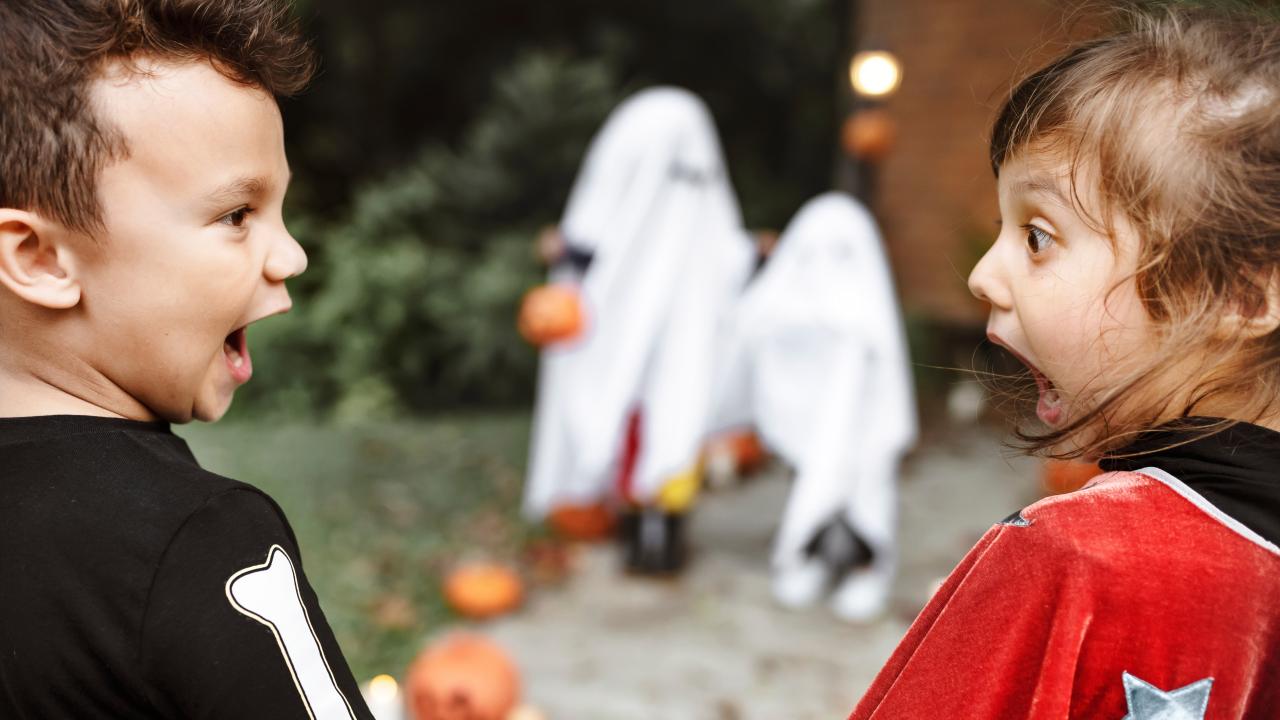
[0,415,374,719]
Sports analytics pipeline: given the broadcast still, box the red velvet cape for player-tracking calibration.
[849,470,1280,719]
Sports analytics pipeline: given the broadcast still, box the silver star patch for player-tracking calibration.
[1120,671,1213,720]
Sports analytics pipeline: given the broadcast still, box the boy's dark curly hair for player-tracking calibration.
[0,0,316,233]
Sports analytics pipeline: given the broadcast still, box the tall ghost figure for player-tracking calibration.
[523,87,756,524]
[715,192,917,621]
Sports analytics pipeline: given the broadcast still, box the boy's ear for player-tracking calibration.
[0,209,82,310]
[1218,269,1280,341]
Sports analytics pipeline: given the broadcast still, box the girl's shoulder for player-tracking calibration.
[1008,470,1280,577]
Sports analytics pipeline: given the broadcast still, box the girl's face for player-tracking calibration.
[968,152,1154,436]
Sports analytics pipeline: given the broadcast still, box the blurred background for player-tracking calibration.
[174,1,1124,717]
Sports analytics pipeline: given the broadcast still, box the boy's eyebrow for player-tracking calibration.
[201,171,292,206]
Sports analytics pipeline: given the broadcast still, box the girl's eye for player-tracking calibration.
[218,207,253,228]
[1024,225,1053,255]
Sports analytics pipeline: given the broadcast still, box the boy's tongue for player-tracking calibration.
[1034,370,1063,425]
[223,327,253,383]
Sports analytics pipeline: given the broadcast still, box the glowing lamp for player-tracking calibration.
[849,50,902,98]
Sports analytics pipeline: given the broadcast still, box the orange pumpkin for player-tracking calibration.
[406,633,520,720]
[547,502,615,542]
[1042,459,1101,495]
[443,563,524,620]
[840,108,896,162]
[517,284,584,346]
[729,431,768,474]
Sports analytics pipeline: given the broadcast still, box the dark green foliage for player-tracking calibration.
[234,54,619,419]
[238,1,841,419]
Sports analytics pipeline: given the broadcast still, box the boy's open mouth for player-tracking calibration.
[223,326,253,384]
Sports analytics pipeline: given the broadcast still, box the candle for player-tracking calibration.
[362,674,404,720]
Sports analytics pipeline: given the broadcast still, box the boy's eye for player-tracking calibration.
[218,207,253,228]
[1024,225,1053,255]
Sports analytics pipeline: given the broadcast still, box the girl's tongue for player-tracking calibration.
[1032,369,1063,425]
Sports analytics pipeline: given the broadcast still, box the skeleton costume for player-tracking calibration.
[714,193,916,620]
[0,416,371,719]
[523,87,755,521]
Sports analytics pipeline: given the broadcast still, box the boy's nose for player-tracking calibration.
[264,227,308,282]
[967,243,1011,311]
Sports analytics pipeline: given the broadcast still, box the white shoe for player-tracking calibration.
[829,565,891,623]
[772,558,832,609]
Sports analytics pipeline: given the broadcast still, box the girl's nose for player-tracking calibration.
[968,243,1012,311]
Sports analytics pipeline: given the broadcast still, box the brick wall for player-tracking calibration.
[857,0,1099,324]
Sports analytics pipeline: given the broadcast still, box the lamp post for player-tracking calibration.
[837,40,902,203]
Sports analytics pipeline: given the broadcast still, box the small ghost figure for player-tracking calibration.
[714,192,917,621]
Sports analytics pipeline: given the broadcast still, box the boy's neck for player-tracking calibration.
[0,362,156,421]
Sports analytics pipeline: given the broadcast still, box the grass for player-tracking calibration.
[176,411,534,681]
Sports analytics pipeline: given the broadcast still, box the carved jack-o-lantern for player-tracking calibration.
[406,633,520,720]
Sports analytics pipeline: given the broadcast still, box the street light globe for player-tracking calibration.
[849,50,902,98]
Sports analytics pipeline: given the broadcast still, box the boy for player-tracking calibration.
[0,1,373,717]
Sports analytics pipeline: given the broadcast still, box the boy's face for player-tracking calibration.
[968,151,1153,436]
[78,58,306,422]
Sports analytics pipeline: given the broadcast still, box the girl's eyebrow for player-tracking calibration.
[1015,177,1070,208]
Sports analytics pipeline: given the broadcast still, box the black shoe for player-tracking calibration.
[619,507,688,575]
[803,515,874,578]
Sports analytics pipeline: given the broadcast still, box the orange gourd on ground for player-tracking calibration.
[1042,459,1101,495]
[443,563,523,620]
[517,284,584,346]
[547,502,615,541]
[730,431,768,474]
[406,633,520,720]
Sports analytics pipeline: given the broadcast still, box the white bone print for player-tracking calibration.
[226,545,356,720]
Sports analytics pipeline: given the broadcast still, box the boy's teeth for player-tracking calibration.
[224,339,244,367]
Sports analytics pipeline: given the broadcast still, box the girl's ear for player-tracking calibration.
[1218,269,1280,340]
[0,209,83,310]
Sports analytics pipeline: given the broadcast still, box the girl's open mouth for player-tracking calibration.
[1030,367,1063,426]
[223,326,253,384]
[989,333,1063,426]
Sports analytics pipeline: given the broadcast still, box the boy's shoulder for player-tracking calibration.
[0,419,295,572]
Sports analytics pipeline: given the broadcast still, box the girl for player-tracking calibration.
[851,6,1280,718]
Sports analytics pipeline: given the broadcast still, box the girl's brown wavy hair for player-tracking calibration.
[989,3,1280,458]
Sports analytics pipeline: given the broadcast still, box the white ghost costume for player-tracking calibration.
[714,192,916,620]
[523,87,755,518]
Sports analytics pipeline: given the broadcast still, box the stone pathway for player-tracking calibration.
[449,426,1042,719]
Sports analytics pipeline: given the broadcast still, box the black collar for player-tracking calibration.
[1099,417,1280,547]
[0,414,171,447]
